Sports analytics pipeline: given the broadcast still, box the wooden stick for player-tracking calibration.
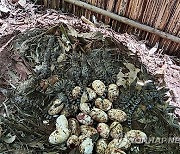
[64,0,180,44]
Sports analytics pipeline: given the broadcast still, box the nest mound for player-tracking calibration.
[0,23,179,153]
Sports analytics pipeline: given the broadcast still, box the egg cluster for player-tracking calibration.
[48,80,147,154]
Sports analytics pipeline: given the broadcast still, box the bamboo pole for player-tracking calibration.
[64,0,180,44]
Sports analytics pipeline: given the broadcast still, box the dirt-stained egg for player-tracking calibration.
[48,99,64,115]
[67,135,80,149]
[80,125,98,137]
[86,87,97,100]
[95,98,112,111]
[110,122,123,139]
[108,109,127,122]
[79,137,94,154]
[72,86,81,99]
[68,118,80,136]
[80,103,91,114]
[97,123,110,138]
[105,147,126,154]
[125,130,147,144]
[76,113,93,125]
[96,138,108,154]
[92,80,106,96]
[81,88,97,104]
[49,128,70,145]
[108,84,119,102]
[107,138,131,150]
[90,108,108,123]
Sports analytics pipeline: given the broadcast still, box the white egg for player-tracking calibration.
[108,109,127,122]
[90,108,108,123]
[67,135,80,148]
[76,113,93,125]
[56,115,69,130]
[96,138,108,154]
[108,84,119,102]
[49,128,70,144]
[92,80,106,96]
[48,99,64,115]
[110,122,123,139]
[79,137,94,154]
[97,123,110,138]
[95,98,112,111]
[125,130,147,144]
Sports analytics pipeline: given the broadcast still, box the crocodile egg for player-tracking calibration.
[110,122,123,139]
[72,86,81,99]
[76,113,93,125]
[108,138,131,150]
[90,108,108,123]
[48,99,64,115]
[81,88,97,103]
[56,115,68,130]
[105,147,126,154]
[80,103,91,114]
[67,135,80,149]
[95,98,112,111]
[96,138,108,154]
[49,128,70,144]
[80,125,98,137]
[79,137,94,154]
[125,130,147,144]
[92,80,106,96]
[86,87,97,100]
[97,123,110,138]
[108,84,119,102]
[68,118,80,136]
[108,109,127,122]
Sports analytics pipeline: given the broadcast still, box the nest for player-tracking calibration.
[0,23,179,154]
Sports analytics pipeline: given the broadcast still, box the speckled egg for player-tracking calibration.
[81,88,97,103]
[48,99,64,115]
[97,123,110,138]
[80,102,91,114]
[108,109,127,122]
[108,138,131,150]
[72,86,81,99]
[96,138,108,154]
[105,147,126,154]
[49,128,70,145]
[92,80,106,96]
[79,137,94,154]
[67,135,80,149]
[95,98,112,111]
[90,108,108,123]
[80,125,98,137]
[125,130,147,144]
[108,84,119,102]
[110,122,123,139]
[68,118,80,136]
[76,113,93,125]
